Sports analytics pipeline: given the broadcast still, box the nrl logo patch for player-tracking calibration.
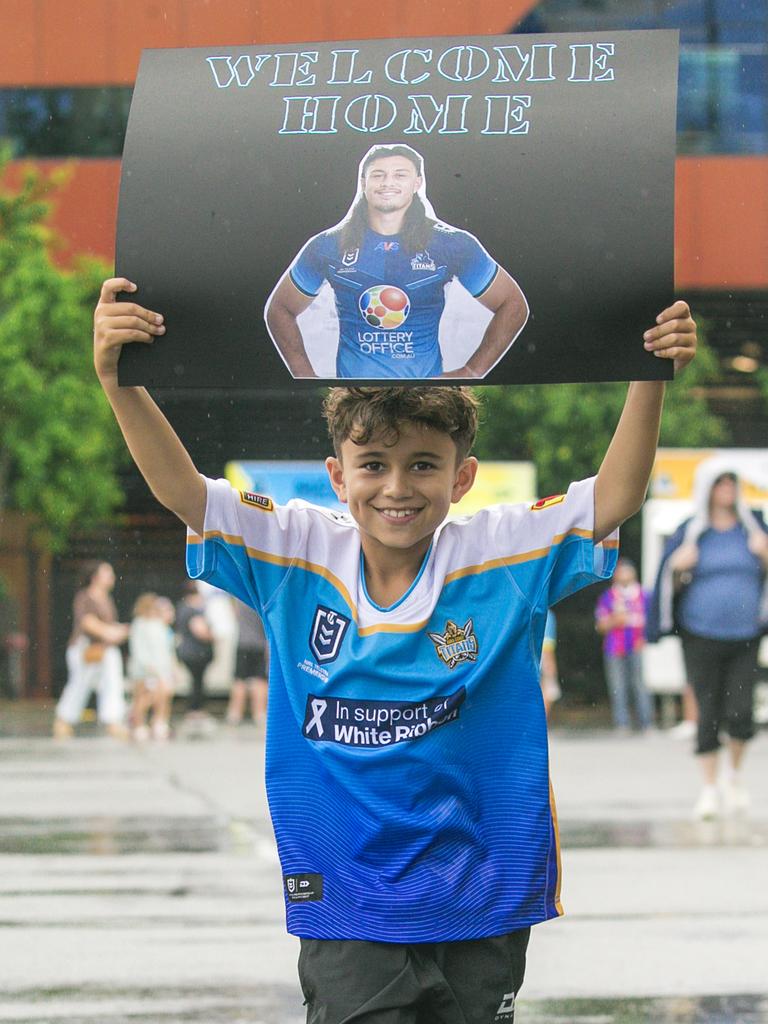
[239,490,274,512]
[530,494,565,511]
[342,248,360,267]
[428,619,478,670]
[309,605,351,664]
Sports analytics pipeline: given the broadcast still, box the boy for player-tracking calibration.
[94,279,696,1023]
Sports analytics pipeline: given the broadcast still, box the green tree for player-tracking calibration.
[0,146,126,550]
[475,332,728,496]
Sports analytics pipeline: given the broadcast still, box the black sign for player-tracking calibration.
[117,31,678,387]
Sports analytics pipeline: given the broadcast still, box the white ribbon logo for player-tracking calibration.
[306,698,327,738]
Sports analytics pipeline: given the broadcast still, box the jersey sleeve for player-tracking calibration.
[288,232,329,297]
[186,476,315,616]
[450,229,498,297]
[483,477,616,613]
[530,477,618,608]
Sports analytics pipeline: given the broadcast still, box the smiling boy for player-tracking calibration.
[93,278,696,1023]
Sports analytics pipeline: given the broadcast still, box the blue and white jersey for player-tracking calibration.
[187,477,617,942]
[289,222,498,378]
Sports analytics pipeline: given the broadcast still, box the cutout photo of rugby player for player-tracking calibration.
[265,143,529,380]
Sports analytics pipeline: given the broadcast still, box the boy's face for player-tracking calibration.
[326,422,477,563]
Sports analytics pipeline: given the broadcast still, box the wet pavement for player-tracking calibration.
[1,703,767,1023]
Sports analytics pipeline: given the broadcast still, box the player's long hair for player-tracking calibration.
[337,145,436,255]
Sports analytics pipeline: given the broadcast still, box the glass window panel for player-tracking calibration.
[0,87,133,158]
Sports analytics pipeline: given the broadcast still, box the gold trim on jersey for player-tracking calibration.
[189,530,358,621]
[549,778,564,916]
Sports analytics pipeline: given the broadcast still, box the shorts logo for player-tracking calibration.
[411,250,436,272]
[342,248,359,266]
[530,494,565,511]
[495,991,516,1020]
[428,619,478,669]
[309,605,351,664]
[239,490,274,512]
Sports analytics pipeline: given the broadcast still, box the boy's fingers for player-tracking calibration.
[656,299,691,323]
[103,316,165,336]
[103,328,158,346]
[99,278,137,304]
[98,302,164,325]
[643,319,696,348]
[653,345,685,360]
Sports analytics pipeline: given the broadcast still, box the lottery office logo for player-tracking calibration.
[359,285,411,328]
[429,619,479,669]
[302,689,466,748]
[309,606,351,664]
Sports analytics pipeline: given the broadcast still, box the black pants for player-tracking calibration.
[681,632,759,754]
[298,929,530,1024]
[179,655,209,712]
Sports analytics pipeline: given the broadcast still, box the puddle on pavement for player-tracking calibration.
[559,818,768,849]
[2,990,766,1024]
[1,815,765,856]
[0,985,304,1024]
[520,994,768,1023]
[0,815,236,855]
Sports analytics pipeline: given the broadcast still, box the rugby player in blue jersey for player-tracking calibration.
[265,144,529,380]
[94,276,695,1023]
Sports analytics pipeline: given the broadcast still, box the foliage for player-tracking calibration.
[475,332,728,497]
[0,144,125,550]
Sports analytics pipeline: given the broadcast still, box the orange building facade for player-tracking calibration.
[2,0,766,288]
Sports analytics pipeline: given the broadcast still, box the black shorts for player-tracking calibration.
[298,929,530,1024]
[235,647,267,680]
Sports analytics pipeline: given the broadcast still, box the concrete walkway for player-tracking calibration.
[1,705,767,1023]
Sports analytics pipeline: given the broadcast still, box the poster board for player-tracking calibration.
[117,31,679,387]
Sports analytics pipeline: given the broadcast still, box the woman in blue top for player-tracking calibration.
[650,463,768,819]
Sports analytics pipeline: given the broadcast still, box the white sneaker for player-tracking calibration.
[693,785,719,820]
[132,724,150,743]
[151,719,170,742]
[721,775,750,816]
[669,720,697,741]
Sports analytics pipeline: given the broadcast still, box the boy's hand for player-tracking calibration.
[93,278,165,385]
[643,300,696,373]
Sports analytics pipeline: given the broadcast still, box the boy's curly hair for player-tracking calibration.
[323,387,481,462]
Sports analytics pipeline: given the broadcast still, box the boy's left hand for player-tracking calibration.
[643,300,697,373]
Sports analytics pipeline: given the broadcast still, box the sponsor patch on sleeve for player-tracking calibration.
[530,494,565,511]
[239,490,274,512]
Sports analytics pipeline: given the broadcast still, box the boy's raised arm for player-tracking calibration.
[94,278,207,536]
[593,300,697,543]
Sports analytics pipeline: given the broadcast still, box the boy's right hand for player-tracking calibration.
[93,278,165,385]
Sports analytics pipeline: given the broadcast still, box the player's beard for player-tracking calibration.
[370,194,414,215]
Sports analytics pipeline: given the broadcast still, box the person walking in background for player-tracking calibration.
[595,557,653,734]
[128,593,175,742]
[539,610,561,719]
[53,561,130,740]
[175,582,214,737]
[226,600,269,727]
[198,581,238,701]
[649,465,768,819]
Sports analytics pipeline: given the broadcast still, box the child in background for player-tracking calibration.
[595,557,653,733]
[128,593,175,741]
[227,600,269,727]
[540,611,561,718]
